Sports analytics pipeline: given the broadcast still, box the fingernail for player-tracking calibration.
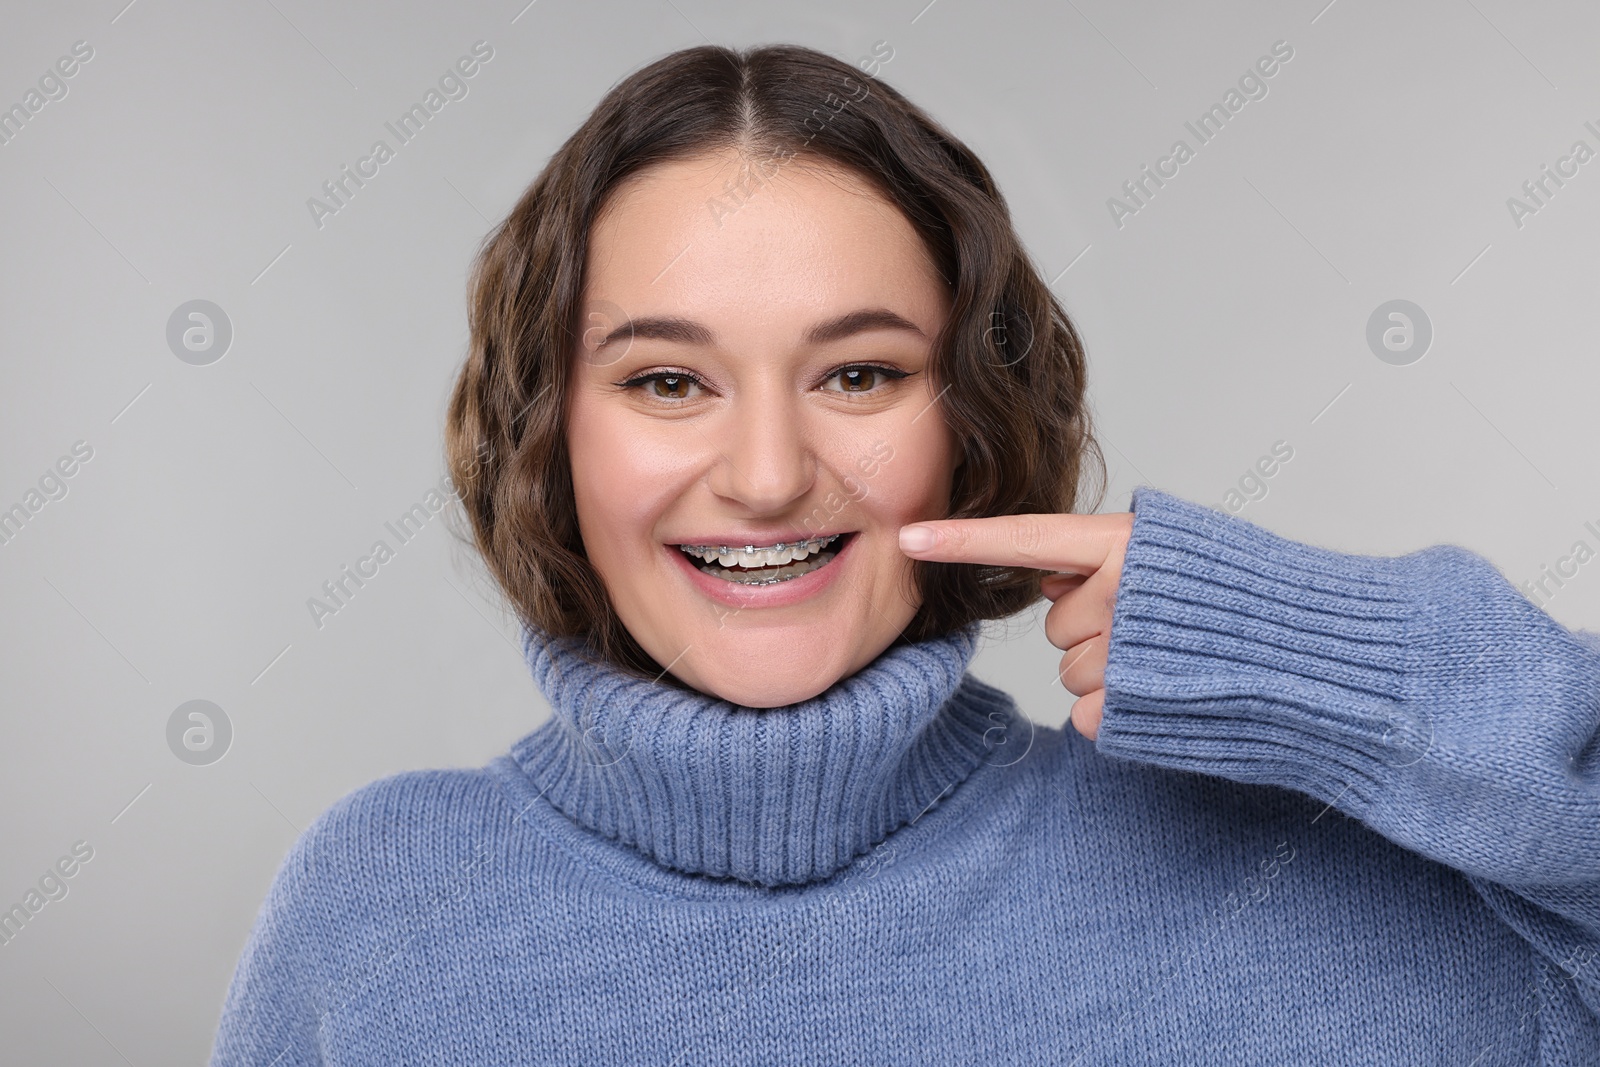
[899,525,938,552]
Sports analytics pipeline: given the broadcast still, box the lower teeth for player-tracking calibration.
[699,548,841,585]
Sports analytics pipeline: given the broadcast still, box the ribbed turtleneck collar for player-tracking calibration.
[509,623,1017,888]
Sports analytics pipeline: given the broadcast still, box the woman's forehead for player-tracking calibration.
[585,155,944,329]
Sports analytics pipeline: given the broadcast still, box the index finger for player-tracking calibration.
[897,512,1128,573]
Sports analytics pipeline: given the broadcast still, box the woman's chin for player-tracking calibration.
[672,634,861,709]
[696,665,842,709]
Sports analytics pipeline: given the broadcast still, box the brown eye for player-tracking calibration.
[838,367,876,392]
[617,370,707,402]
[822,363,909,395]
[654,375,691,399]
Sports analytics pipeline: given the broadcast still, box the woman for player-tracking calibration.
[209,43,1600,1064]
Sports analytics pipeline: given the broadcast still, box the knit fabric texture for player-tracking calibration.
[514,619,1008,888]
[209,487,1600,1065]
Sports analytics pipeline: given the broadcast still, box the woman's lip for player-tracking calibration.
[665,532,857,610]
[671,532,852,550]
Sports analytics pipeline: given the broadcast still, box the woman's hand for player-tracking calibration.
[898,512,1135,740]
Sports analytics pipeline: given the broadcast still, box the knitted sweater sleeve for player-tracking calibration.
[1096,488,1600,1016]
[209,818,330,1067]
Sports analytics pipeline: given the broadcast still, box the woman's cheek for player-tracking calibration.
[572,399,695,512]
[853,420,955,524]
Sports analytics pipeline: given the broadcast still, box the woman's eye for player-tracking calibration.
[619,364,907,402]
[823,364,908,394]
[650,374,697,400]
[620,372,705,401]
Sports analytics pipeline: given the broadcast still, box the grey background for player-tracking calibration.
[2,0,1597,1061]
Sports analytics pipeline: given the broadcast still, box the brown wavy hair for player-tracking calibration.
[444,42,1105,684]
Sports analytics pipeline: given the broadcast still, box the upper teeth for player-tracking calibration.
[679,533,842,568]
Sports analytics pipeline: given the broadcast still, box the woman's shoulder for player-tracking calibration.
[216,762,536,1050]
[258,763,518,923]
[308,762,509,834]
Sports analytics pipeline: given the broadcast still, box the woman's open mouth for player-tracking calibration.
[676,532,853,586]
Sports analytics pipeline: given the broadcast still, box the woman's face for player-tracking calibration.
[566,149,960,707]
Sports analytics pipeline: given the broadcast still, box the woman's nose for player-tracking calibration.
[702,392,817,515]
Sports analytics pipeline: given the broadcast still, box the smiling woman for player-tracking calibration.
[440,48,1102,702]
[210,41,1600,1067]
[562,152,988,705]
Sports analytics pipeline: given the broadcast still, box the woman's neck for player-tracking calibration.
[510,622,1020,887]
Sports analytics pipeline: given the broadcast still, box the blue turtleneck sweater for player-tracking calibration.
[208,487,1600,1065]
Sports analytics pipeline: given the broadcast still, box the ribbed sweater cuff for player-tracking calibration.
[1096,488,1432,806]
[1096,487,1600,890]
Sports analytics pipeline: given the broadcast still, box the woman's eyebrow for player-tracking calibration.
[596,307,925,349]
